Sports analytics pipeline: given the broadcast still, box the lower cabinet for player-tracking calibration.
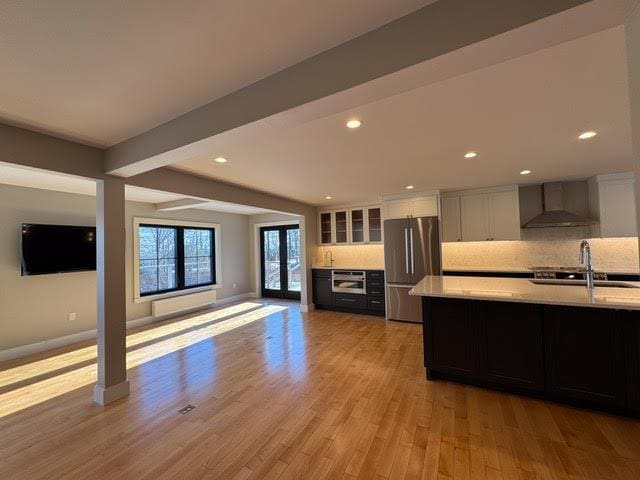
[423,297,639,415]
[481,302,544,391]
[312,269,385,316]
[544,306,626,409]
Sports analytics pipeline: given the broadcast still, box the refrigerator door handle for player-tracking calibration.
[409,228,415,274]
[404,228,409,274]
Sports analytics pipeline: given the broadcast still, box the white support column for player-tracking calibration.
[93,176,129,405]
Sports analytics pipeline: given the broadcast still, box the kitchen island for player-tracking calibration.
[410,275,640,417]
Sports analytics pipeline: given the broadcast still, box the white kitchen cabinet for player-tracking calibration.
[334,209,349,244]
[444,187,521,242]
[488,190,521,240]
[440,195,462,242]
[319,211,333,245]
[319,205,384,245]
[597,173,638,238]
[384,195,438,220]
[365,206,383,243]
[349,208,365,243]
[460,193,491,241]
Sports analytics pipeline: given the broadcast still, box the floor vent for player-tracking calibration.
[178,405,195,415]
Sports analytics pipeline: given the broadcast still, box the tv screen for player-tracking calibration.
[21,224,97,275]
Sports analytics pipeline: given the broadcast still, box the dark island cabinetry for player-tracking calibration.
[312,269,385,316]
[423,296,640,416]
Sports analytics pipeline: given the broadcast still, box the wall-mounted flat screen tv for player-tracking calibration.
[21,223,96,275]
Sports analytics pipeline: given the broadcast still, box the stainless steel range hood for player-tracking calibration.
[522,182,596,228]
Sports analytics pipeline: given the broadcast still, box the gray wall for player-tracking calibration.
[0,184,252,350]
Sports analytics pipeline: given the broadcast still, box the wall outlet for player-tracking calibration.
[232,282,237,289]
[68,312,77,322]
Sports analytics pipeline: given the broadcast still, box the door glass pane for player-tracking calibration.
[287,228,301,292]
[351,209,364,243]
[368,208,382,242]
[335,211,348,243]
[320,212,332,244]
[263,230,280,290]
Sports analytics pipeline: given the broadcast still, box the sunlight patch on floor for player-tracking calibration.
[0,303,286,418]
[0,302,260,389]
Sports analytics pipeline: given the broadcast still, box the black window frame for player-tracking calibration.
[138,223,216,297]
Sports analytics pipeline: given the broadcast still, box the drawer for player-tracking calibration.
[367,286,385,296]
[312,269,331,278]
[367,297,385,311]
[367,270,385,280]
[333,293,366,309]
[367,279,384,289]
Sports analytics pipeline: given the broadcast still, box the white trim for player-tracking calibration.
[252,219,301,297]
[93,380,130,405]
[132,216,222,303]
[300,303,315,312]
[0,292,257,362]
[381,189,440,201]
[596,172,635,183]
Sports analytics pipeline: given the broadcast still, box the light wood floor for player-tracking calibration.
[1,300,640,480]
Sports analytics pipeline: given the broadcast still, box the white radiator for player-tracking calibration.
[152,289,217,317]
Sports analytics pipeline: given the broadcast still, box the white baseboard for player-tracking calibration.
[93,380,130,405]
[300,303,315,312]
[0,292,257,362]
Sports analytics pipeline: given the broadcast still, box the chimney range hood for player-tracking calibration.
[523,182,596,228]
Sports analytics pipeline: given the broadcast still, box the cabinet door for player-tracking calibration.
[544,306,626,409]
[460,194,490,241]
[481,302,544,391]
[623,313,640,414]
[385,199,411,220]
[366,207,383,243]
[350,208,365,243]
[319,211,333,245]
[424,297,480,377]
[440,196,462,242]
[489,190,521,240]
[334,210,349,244]
[411,196,438,217]
[312,275,332,307]
[599,179,638,237]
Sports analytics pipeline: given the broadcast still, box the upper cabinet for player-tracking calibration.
[318,204,384,245]
[384,195,438,220]
[442,187,521,242]
[594,173,638,238]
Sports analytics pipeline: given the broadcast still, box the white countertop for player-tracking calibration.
[409,275,640,310]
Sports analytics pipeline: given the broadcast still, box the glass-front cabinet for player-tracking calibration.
[366,206,383,243]
[318,205,383,245]
[334,210,349,244]
[319,211,333,245]
[350,208,365,243]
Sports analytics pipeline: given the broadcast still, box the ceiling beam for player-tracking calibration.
[154,198,210,211]
[104,0,590,177]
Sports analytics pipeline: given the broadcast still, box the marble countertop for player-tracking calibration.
[409,275,640,310]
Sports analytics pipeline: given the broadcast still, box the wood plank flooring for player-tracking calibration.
[1,299,640,479]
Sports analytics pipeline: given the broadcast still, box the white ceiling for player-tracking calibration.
[0,163,273,215]
[174,25,634,205]
[0,0,434,147]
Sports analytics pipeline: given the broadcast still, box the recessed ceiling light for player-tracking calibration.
[578,131,597,140]
[464,152,478,159]
[346,119,362,129]
[325,195,332,200]
[214,157,227,163]
[520,170,531,175]
[406,185,415,190]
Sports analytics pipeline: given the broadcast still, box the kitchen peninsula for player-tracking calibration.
[410,275,640,417]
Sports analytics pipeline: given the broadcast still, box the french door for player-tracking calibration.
[260,225,301,299]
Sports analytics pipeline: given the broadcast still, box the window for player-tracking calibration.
[136,221,217,297]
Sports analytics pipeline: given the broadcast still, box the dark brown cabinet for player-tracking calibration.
[312,269,385,316]
[481,302,544,391]
[423,296,640,416]
[425,298,480,376]
[544,306,626,409]
[312,270,332,307]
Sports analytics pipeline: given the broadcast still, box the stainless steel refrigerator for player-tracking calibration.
[384,216,441,323]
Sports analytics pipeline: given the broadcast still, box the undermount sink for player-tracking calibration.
[529,279,639,289]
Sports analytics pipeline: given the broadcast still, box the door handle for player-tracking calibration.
[409,228,415,274]
[404,228,409,274]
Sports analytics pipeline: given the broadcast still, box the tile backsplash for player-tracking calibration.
[315,236,639,273]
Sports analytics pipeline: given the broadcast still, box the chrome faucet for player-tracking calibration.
[579,240,594,289]
[324,249,334,267]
